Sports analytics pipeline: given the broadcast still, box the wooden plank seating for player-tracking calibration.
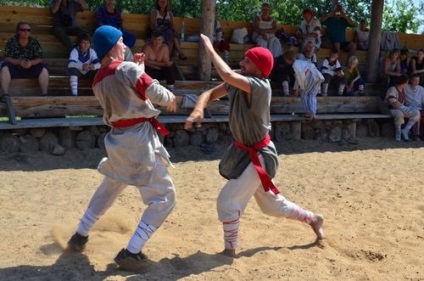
[0,94,391,125]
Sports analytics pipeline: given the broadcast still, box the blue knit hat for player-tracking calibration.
[93,25,122,58]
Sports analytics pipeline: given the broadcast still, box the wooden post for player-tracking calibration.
[199,0,215,81]
[347,121,357,139]
[291,121,302,140]
[1,94,17,125]
[367,0,384,83]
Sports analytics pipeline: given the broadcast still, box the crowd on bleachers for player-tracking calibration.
[0,0,423,140]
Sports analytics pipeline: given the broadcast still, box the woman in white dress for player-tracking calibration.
[251,3,282,58]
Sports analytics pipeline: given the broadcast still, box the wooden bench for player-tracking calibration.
[0,95,392,140]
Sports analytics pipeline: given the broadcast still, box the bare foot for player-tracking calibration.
[220,249,236,258]
[310,214,325,240]
[303,113,314,121]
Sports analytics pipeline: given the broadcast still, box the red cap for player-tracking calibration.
[244,47,274,78]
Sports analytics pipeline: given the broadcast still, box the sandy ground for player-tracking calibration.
[0,137,424,281]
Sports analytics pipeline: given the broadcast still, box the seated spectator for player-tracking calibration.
[320,48,346,96]
[95,0,137,49]
[296,41,318,66]
[149,0,187,60]
[385,74,420,141]
[405,73,424,140]
[67,33,100,96]
[399,49,409,74]
[270,51,295,96]
[408,49,424,86]
[296,9,322,51]
[50,0,89,52]
[320,4,356,61]
[353,19,370,50]
[251,3,282,58]
[213,9,230,63]
[0,21,49,96]
[344,56,365,96]
[382,48,401,88]
[142,30,177,92]
[283,51,324,120]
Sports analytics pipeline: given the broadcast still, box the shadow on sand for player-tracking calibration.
[0,240,325,281]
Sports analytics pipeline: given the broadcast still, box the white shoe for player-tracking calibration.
[401,129,410,142]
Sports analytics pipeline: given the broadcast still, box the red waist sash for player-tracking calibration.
[112,117,169,136]
[233,134,280,194]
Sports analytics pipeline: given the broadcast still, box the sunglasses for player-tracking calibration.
[19,28,31,32]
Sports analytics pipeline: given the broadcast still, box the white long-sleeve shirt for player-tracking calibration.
[320,57,343,76]
[68,47,101,75]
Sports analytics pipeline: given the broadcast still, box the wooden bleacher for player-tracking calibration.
[3,5,423,136]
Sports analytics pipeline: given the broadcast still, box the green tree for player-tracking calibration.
[383,0,421,33]
[0,0,422,33]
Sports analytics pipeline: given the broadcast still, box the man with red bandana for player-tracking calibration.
[185,34,325,257]
[67,25,177,270]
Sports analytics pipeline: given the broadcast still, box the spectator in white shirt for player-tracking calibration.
[296,9,322,51]
[319,48,346,96]
[405,73,424,140]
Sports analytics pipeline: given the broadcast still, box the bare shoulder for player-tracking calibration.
[160,43,169,52]
[143,43,153,52]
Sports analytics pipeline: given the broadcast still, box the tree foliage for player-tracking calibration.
[0,0,422,33]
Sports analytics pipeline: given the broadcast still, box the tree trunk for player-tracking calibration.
[367,0,384,83]
[199,0,215,81]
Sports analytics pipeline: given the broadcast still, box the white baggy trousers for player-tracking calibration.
[217,154,313,223]
[80,155,176,232]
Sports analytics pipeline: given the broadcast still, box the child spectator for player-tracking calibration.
[270,51,295,96]
[67,33,100,96]
[320,48,346,96]
[95,0,137,49]
[284,51,324,120]
[344,56,365,96]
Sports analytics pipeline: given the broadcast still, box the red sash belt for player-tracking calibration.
[234,134,280,194]
[112,117,169,136]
